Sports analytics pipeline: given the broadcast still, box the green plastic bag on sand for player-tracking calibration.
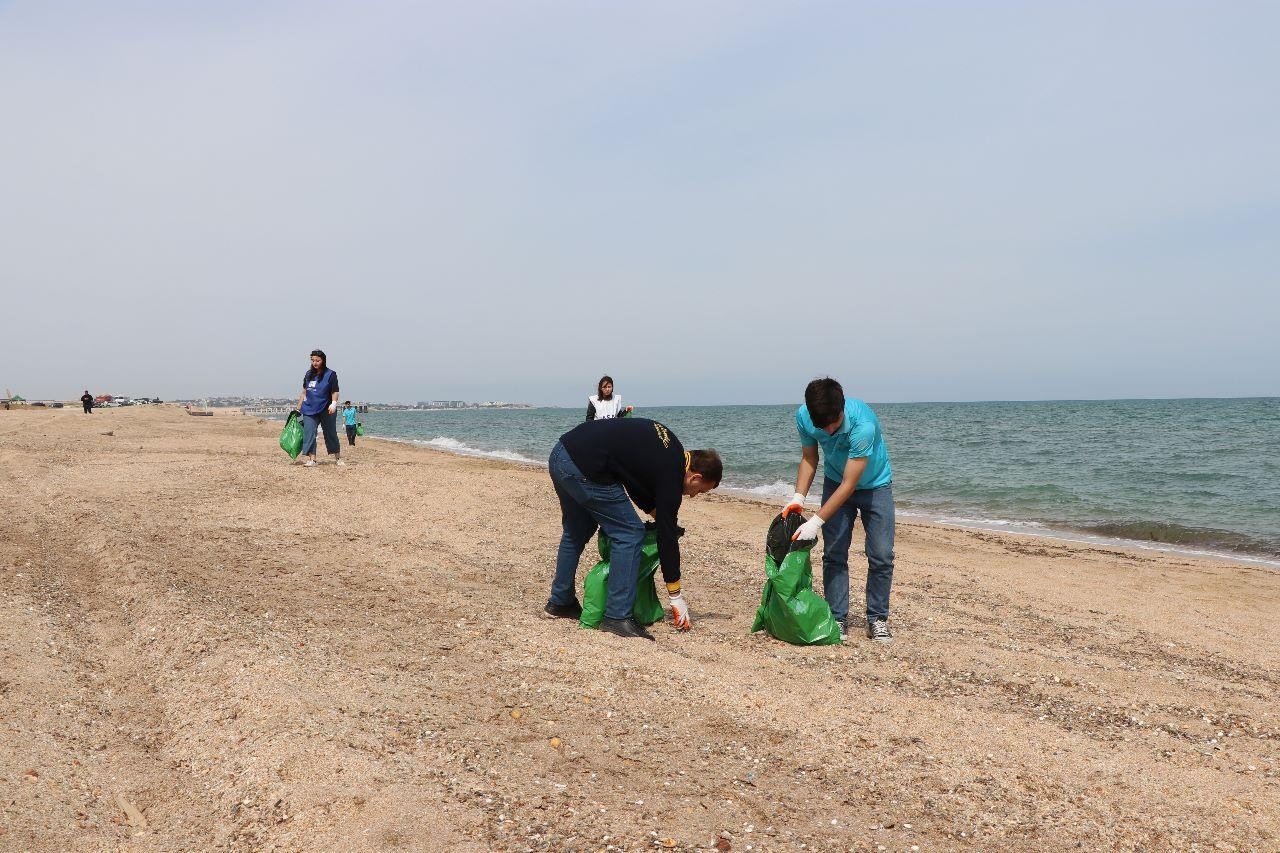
[750,513,843,645]
[579,526,667,629]
[279,410,303,460]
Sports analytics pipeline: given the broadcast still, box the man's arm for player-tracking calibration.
[653,481,690,630]
[784,444,821,515]
[791,456,867,541]
[816,456,867,522]
[794,444,819,498]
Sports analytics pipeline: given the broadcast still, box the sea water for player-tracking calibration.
[353,398,1280,566]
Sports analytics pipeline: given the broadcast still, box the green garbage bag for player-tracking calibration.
[279,410,304,460]
[355,421,365,436]
[750,512,842,645]
[580,524,669,629]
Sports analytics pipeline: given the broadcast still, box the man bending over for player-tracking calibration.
[545,418,721,641]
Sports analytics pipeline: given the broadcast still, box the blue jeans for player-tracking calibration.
[302,411,340,456]
[548,442,645,620]
[820,479,895,623]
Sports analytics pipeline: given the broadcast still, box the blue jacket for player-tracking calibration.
[301,368,339,416]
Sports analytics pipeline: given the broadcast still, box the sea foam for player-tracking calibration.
[414,436,540,465]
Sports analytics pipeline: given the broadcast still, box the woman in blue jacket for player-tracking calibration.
[295,349,343,467]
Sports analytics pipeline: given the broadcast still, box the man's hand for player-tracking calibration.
[791,515,825,541]
[668,591,691,631]
[327,401,338,414]
[782,492,806,518]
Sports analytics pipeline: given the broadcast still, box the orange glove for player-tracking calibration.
[781,492,806,517]
[668,591,691,631]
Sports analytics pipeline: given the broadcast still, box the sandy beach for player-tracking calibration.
[1,405,1276,852]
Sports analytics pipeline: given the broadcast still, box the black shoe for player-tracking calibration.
[542,598,583,620]
[866,618,893,644]
[597,616,656,641]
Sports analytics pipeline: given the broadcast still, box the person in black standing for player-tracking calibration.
[544,417,722,640]
[81,390,94,414]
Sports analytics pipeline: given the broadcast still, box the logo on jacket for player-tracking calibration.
[653,422,671,448]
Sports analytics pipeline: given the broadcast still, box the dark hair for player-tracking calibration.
[804,377,845,428]
[688,449,723,486]
[343,400,350,406]
[308,349,328,377]
[597,375,614,400]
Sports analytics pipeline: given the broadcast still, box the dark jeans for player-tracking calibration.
[346,425,357,446]
[302,411,340,456]
[82,403,92,413]
[820,479,895,623]
[547,441,645,620]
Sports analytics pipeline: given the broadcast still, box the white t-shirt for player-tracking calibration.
[589,394,624,419]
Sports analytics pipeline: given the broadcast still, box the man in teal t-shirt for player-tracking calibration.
[342,401,359,447]
[783,377,896,643]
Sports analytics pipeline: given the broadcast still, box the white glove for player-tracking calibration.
[668,591,691,631]
[791,514,825,541]
[782,492,806,517]
[327,401,338,414]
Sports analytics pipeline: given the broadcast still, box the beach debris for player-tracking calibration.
[116,795,147,828]
[549,737,562,749]
[510,709,522,719]
[715,839,732,851]
[101,431,114,436]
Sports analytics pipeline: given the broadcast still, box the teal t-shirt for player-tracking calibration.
[342,407,357,427]
[796,399,892,489]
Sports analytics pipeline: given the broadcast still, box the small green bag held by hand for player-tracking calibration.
[355,421,364,436]
[579,525,669,629]
[279,410,304,460]
[750,512,843,645]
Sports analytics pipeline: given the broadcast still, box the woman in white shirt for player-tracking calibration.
[585,375,633,421]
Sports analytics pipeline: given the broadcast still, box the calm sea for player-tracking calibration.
[348,399,1280,567]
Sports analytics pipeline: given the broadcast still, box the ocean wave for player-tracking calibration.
[901,511,1280,567]
[412,436,541,465]
[1076,520,1280,559]
[721,481,818,504]
[930,515,1046,529]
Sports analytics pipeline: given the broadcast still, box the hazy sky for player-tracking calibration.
[2,1,1277,405]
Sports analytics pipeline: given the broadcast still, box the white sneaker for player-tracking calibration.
[303,458,316,467]
[335,459,345,466]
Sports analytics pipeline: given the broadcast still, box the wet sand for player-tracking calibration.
[1,406,1276,851]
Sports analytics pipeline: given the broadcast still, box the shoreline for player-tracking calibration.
[360,429,1280,572]
[4,406,1276,850]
